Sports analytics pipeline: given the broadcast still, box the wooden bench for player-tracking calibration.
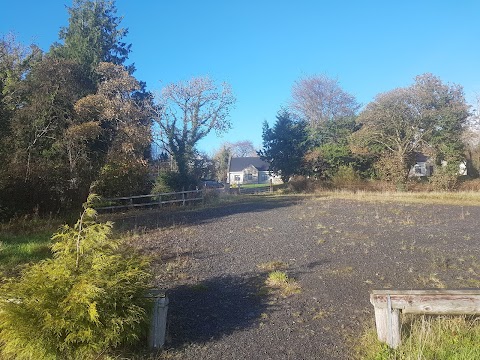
[370,289,480,349]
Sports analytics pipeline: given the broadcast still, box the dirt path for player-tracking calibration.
[117,195,480,359]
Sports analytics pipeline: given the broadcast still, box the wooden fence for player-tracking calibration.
[94,189,204,212]
[237,185,274,195]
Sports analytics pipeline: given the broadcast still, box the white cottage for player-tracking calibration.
[409,152,467,177]
[409,153,435,177]
[227,157,280,185]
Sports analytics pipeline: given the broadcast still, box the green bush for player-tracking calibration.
[331,165,362,189]
[429,166,459,191]
[152,170,197,194]
[0,195,152,360]
[92,160,152,198]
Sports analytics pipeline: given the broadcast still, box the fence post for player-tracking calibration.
[148,290,169,350]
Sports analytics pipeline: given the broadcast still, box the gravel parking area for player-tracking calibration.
[116,195,480,359]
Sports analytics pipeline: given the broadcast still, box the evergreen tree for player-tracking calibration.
[52,0,133,74]
[0,56,94,217]
[259,109,309,182]
[0,196,152,359]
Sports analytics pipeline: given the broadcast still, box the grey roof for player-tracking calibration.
[415,153,429,163]
[229,157,270,172]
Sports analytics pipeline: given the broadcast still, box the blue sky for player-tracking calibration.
[2,1,480,154]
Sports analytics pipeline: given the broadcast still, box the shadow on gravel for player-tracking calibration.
[165,273,271,347]
[112,196,300,232]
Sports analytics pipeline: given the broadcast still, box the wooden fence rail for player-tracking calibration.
[94,190,204,211]
[238,185,273,195]
[370,289,480,349]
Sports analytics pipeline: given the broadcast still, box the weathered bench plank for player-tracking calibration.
[370,289,480,349]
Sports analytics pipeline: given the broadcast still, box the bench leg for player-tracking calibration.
[374,306,402,349]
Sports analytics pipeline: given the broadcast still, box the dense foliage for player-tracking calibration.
[152,170,197,194]
[354,74,469,186]
[1,1,478,219]
[0,1,152,219]
[0,196,152,359]
[259,74,471,188]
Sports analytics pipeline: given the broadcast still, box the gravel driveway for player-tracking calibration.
[115,195,480,359]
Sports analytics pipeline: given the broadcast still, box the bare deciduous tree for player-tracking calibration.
[229,140,257,157]
[153,76,235,178]
[290,74,360,129]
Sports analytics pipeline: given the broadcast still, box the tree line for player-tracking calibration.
[260,73,477,189]
[0,0,235,220]
[1,0,479,220]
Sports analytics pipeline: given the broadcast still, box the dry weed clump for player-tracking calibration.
[265,271,301,297]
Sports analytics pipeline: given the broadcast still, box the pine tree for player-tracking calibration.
[259,110,309,182]
[52,0,133,74]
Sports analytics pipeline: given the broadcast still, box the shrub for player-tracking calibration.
[152,170,197,194]
[429,166,459,191]
[0,195,152,360]
[92,160,152,198]
[374,154,410,190]
[287,175,315,193]
[331,165,362,189]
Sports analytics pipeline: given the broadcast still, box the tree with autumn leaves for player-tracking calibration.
[260,73,470,187]
[0,0,239,218]
[0,1,152,218]
[353,73,469,187]
[0,0,474,219]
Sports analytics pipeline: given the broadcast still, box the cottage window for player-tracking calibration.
[234,175,241,181]
[247,173,253,180]
[414,164,422,174]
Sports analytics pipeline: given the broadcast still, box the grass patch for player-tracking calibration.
[0,218,61,276]
[0,234,52,271]
[236,183,274,189]
[265,270,301,297]
[358,315,480,359]
[321,190,480,206]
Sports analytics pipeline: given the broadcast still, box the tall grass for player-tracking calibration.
[321,190,480,206]
[358,315,480,360]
